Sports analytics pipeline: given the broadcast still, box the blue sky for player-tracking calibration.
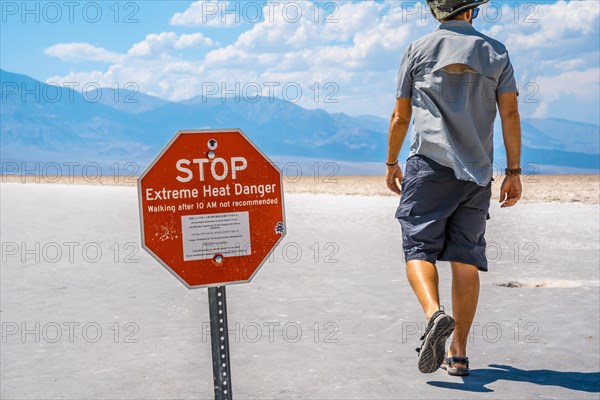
[1,0,599,123]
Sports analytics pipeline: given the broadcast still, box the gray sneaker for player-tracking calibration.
[415,309,455,373]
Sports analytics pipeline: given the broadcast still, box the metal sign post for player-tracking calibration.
[138,129,286,397]
[208,286,232,400]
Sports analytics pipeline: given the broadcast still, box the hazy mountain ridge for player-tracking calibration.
[1,69,598,173]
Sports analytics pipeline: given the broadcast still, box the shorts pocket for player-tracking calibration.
[395,202,413,219]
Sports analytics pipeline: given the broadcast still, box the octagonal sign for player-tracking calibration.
[138,129,286,288]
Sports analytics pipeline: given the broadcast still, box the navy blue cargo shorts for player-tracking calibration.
[395,154,492,271]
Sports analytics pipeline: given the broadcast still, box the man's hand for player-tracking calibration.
[386,164,403,196]
[499,175,522,207]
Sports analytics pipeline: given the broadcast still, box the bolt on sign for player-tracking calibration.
[138,129,286,288]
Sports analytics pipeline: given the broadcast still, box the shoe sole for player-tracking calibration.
[417,315,455,374]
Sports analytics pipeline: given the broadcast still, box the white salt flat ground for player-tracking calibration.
[1,183,599,399]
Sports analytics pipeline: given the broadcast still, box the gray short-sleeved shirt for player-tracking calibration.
[396,20,518,186]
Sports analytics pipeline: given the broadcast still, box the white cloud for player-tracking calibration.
[127,32,177,57]
[42,1,600,121]
[484,0,599,51]
[127,31,214,57]
[44,31,214,101]
[170,0,240,27]
[44,43,124,63]
[176,32,214,48]
[540,58,586,71]
[481,0,600,78]
[42,2,430,108]
[320,1,385,42]
[532,68,600,118]
[46,59,206,101]
[196,1,423,114]
[204,1,416,74]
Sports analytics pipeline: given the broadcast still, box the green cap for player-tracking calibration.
[427,0,489,20]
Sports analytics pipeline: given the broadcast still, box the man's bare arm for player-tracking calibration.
[385,98,412,195]
[497,92,522,207]
[498,92,521,169]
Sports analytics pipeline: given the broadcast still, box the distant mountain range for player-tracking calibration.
[1,69,598,175]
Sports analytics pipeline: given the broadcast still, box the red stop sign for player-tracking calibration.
[138,129,285,288]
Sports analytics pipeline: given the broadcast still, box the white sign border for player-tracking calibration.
[137,128,287,290]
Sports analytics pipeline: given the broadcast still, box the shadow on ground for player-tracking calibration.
[428,364,600,393]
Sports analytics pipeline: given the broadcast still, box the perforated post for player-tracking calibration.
[208,286,232,400]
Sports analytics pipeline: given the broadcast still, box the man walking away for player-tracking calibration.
[385,0,522,376]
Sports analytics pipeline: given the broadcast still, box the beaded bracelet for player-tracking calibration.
[505,167,522,176]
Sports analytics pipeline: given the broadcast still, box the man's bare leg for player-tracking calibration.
[448,261,480,368]
[406,260,441,320]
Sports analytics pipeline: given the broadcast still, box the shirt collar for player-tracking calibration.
[439,20,475,31]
